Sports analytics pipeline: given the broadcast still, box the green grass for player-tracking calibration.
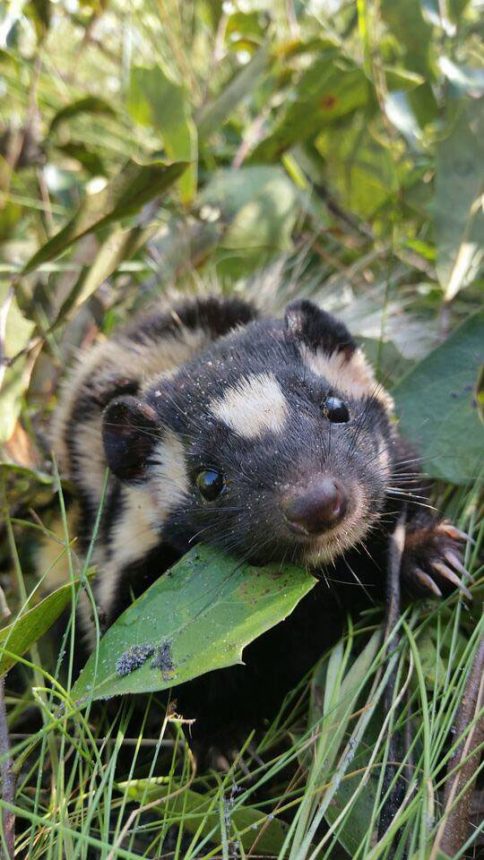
[1,482,482,858]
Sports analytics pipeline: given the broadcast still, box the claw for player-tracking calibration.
[437,523,475,545]
[431,561,472,600]
[444,549,472,579]
[413,568,442,597]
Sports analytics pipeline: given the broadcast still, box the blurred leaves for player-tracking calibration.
[127,67,197,203]
[250,54,370,163]
[49,97,116,134]
[0,286,35,443]
[198,165,300,276]
[0,0,483,469]
[21,159,188,274]
[197,45,270,139]
[0,576,88,677]
[394,309,484,484]
[435,102,484,300]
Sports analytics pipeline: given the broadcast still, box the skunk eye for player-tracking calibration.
[196,469,225,501]
[324,396,349,423]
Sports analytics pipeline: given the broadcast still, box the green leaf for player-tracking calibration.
[381,0,438,128]
[315,119,400,218]
[309,631,382,771]
[197,46,270,139]
[417,630,447,687]
[25,0,51,39]
[21,159,188,274]
[435,103,484,300]
[323,715,381,855]
[55,141,106,177]
[393,309,484,484]
[49,96,116,133]
[0,577,88,676]
[0,198,23,242]
[119,779,288,855]
[0,287,35,443]
[384,91,423,147]
[439,57,484,98]
[384,67,424,92]
[381,0,432,77]
[0,462,52,483]
[250,54,369,163]
[128,66,197,203]
[53,222,160,324]
[198,165,300,277]
[71,545,315,704]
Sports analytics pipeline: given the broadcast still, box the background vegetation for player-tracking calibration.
[0,0,483,858]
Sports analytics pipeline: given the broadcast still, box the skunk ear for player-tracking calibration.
[102,396,160,484]
[284,300,356,358]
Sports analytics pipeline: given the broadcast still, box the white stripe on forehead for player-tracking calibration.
[210,372,288,439]
[301,345,394,412]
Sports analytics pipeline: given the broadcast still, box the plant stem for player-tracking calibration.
[0,675,16,859]
[430,636,484,858]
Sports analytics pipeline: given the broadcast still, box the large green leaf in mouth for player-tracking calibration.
[71,545,316,705]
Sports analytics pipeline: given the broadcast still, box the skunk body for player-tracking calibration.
[50,296,465,736]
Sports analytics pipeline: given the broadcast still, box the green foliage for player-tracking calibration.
[394,309,484,484]
[0,575,90,676]
[21,159,188,273]
[120,778,290,855]
[72,546,315,703]
[0,0,483,857]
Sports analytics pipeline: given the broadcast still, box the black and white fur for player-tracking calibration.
[49,296,467,735]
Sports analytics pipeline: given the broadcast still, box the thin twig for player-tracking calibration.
[0,675,16,859]
[430,636,484,859]
[0,288,13,389]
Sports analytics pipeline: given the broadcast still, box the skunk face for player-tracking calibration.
[103,303,395,568]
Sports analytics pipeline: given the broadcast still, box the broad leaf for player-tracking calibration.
[250,54,369,163]
[0,577,89,676]
[53,222,160,324]
[128,67,197,203]
[21,159,188,274]
[381,0,438,127]
[307,633,382,852]
[435,102,484,300]
[197,45,270,139]
[71,546,315,704]
[394,309,484,484]
[198,165,300,277]
[55,142,106,177]
[0,286,35,443]
[381,0,432,77]
[315,121,400,218]
[120,779,288,855]
[49,96,116,133]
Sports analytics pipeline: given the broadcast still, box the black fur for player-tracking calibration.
[59,296,466,745]
[284,299,356,357]
[103,397,159,484]
[124,295,258,345]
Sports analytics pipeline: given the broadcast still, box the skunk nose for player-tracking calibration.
[282,478,347,535]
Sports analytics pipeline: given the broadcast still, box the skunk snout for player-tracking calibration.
[282,478,348,536]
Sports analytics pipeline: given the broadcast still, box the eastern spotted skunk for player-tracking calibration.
[48,296,468,737]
